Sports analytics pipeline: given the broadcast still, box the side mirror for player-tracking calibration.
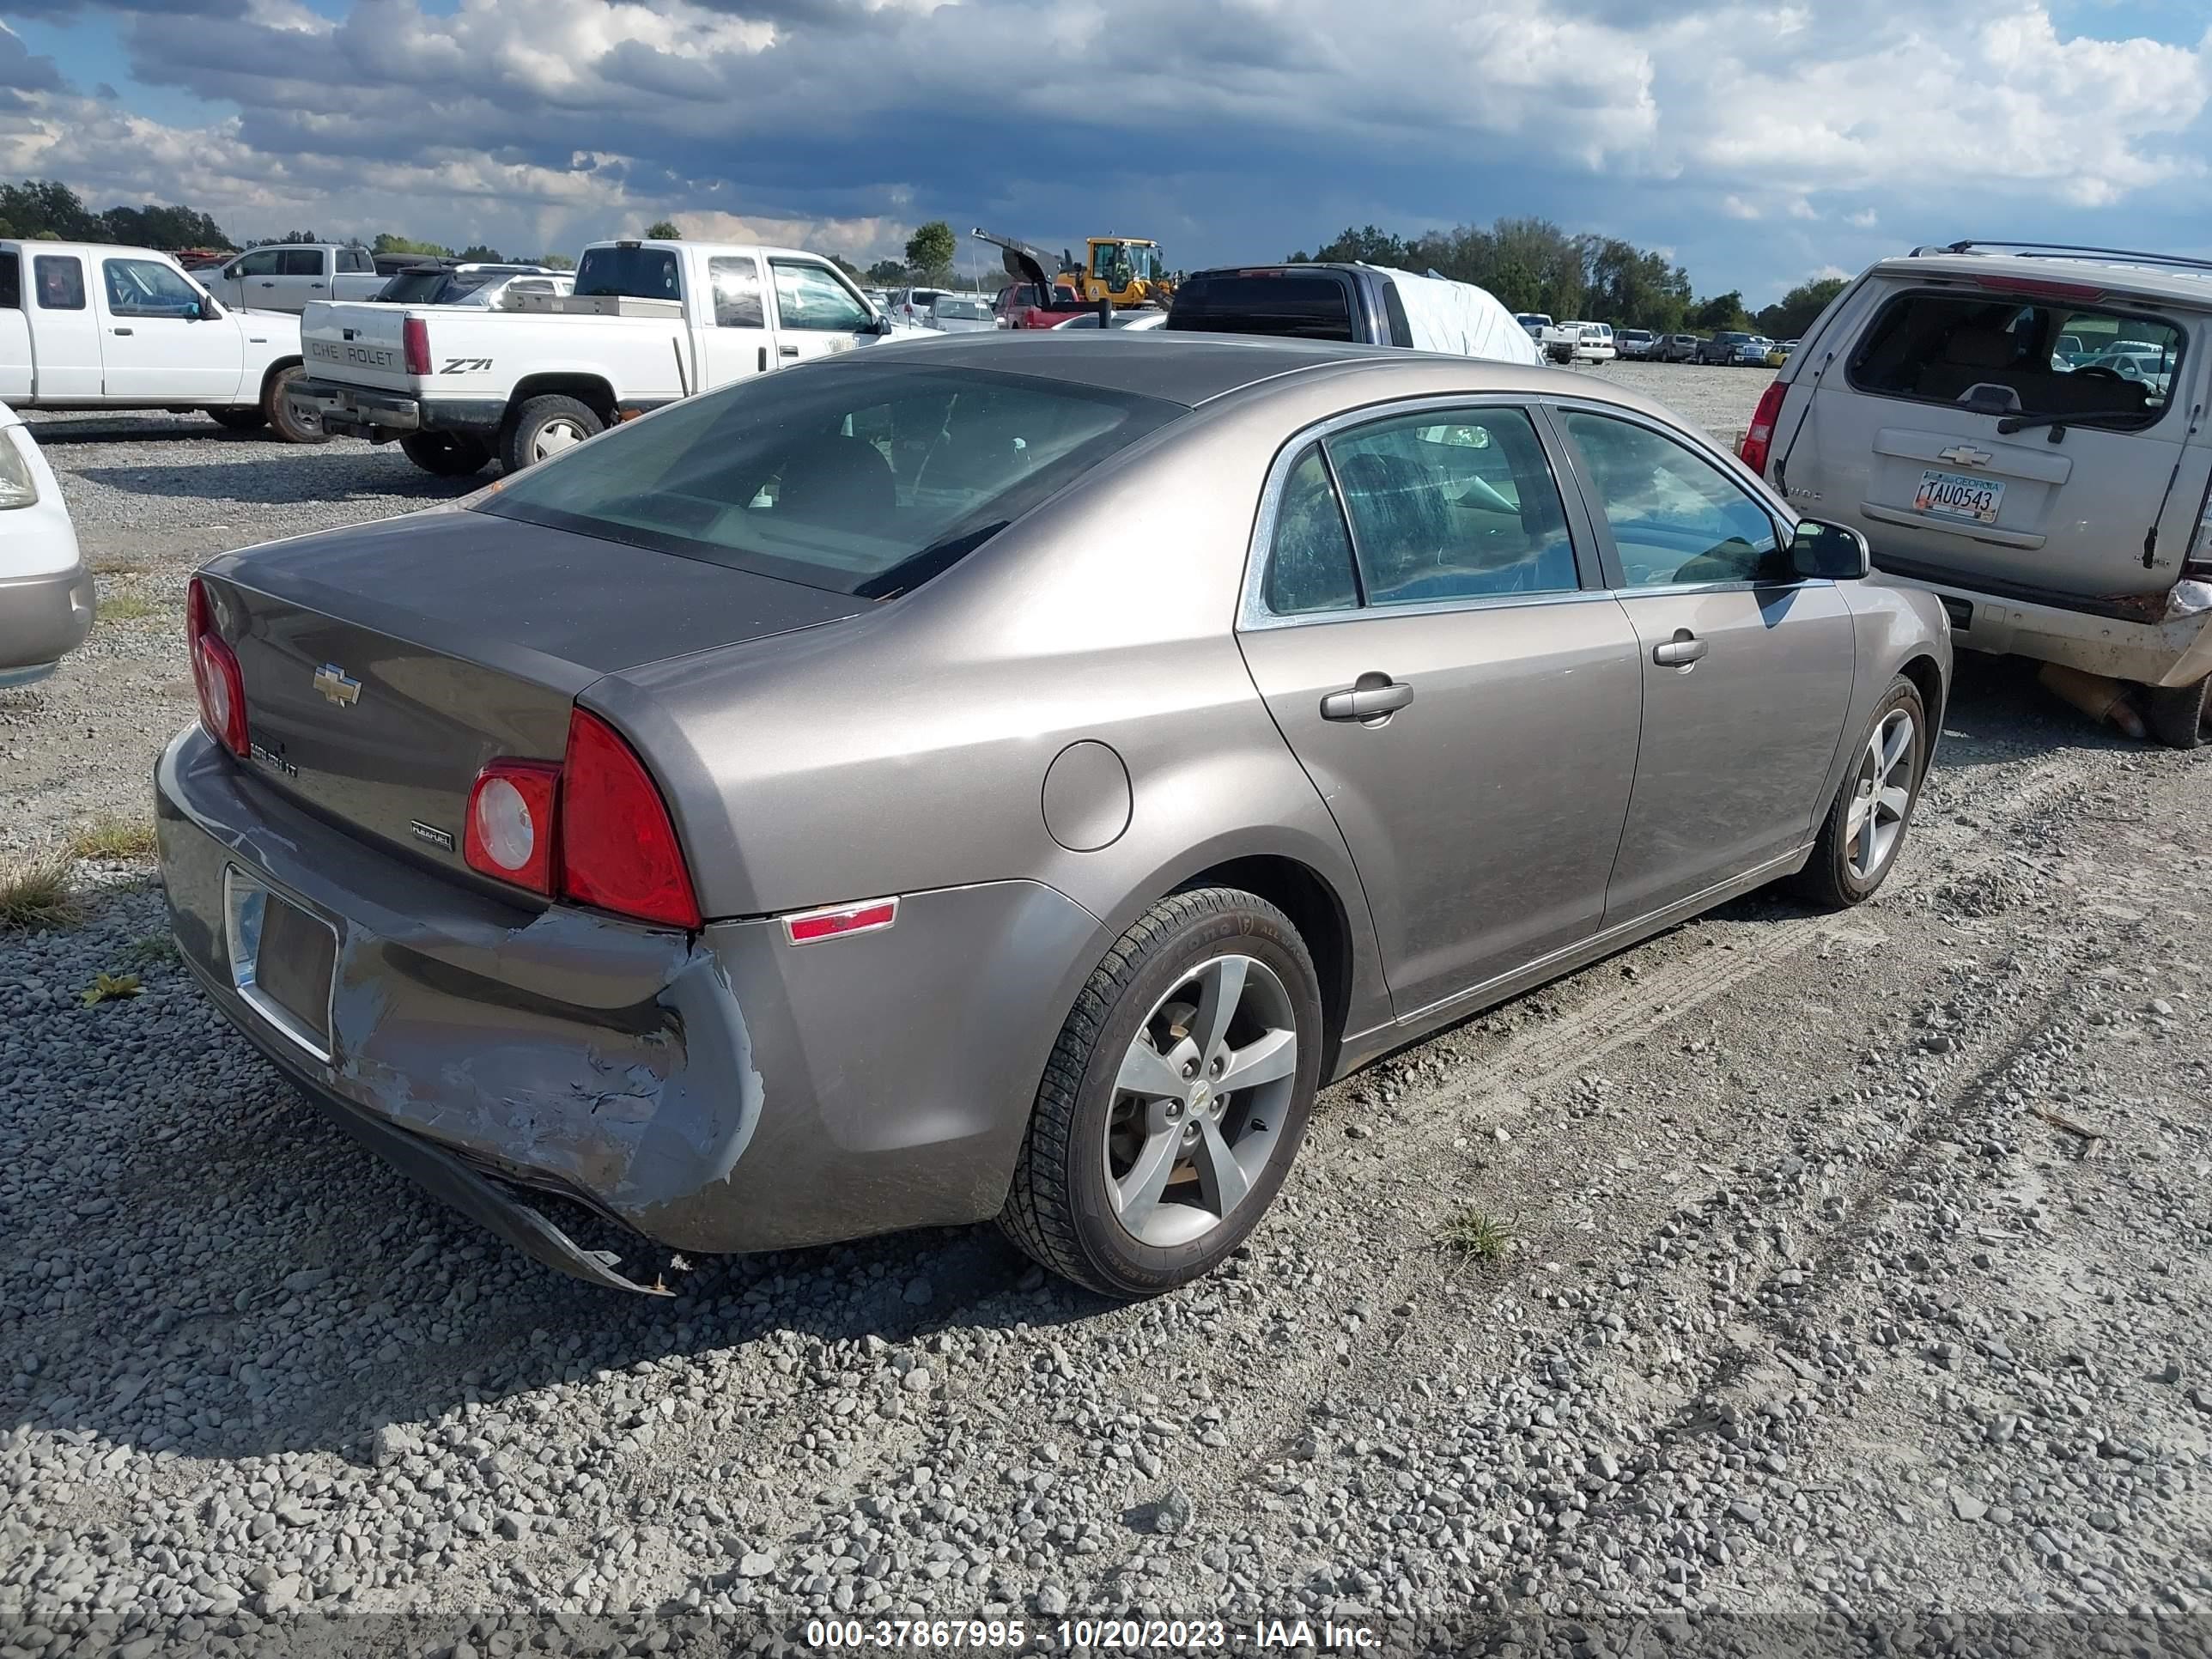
[1788,517,1870,580]
[866,313,894,336]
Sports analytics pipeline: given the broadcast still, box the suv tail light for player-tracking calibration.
[403,316,431,378]
[461,709,702,928]
[185,576,249,757]
[1739,379,1788,479]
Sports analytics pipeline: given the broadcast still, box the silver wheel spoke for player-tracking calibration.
[1879,714,1914,775]
[1113,1128,1182,1232]
[1191,957,1247,1061]
[1117,1039,1189,1101]
[1876,783,1911,819]
[1218,1027,1296,1091]
[1191,1116,1251,1216]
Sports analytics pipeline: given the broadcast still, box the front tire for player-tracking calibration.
[264,365,328,445]
[400,431,493,478]
[500,395,602,473]
[2142,672,2212,750]
[1792,675,1928,908]
[1000,887,1323,1297]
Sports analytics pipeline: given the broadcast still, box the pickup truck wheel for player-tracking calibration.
[205,407,267,433]
[501,396,602,472]
[399,432,492,478]
[999,886,1322,1298]
[264,366,328,446]
[2142,673,2212,750]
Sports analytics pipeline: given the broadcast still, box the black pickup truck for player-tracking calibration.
[1164,264,1418,344]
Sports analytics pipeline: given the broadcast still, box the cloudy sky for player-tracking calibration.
[3,0,2209,304]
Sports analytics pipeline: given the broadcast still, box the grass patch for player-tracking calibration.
[0,855,81,932]
[98,592,161,624]
[1437,1204,1516,1264]
[69,814,158,862]
[93,553,150,576]
[127,933,181,968]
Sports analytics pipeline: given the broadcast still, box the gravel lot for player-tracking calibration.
[3,365,2209,1656]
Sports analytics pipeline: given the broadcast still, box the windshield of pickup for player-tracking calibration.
[477,363,1186,599]
[574,246,682,302]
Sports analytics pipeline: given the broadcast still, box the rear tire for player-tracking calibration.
[400,431,493,478]
[1791,676,1928,908]
[206,407,266,433]
[1000,887,1323,1298]
[2143,673,2212,750]
[499,395,602,473]
[263,365,328,446]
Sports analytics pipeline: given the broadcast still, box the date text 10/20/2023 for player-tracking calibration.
[801,1618,1383,1650]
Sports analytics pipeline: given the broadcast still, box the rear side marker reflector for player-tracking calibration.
[784,897,898,945]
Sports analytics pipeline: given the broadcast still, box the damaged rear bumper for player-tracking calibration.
[1866,568,2212,688]
[155,725,1106,1290]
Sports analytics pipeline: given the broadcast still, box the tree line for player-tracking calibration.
[1292,219,1846,340]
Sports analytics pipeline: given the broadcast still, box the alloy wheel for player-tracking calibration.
[1103,954,1299,1249]
[1846,707,1916,881]
[532,418,589,461]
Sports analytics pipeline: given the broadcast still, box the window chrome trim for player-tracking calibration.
[1237,393,1600,633]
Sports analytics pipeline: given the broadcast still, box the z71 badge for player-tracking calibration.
[441,357,494,374]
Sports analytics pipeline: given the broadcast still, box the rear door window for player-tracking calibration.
[0,252,19,310]
[278,248,325,276]
[1327,409,1581,605]
[1262,447,1359,615]
[708,256,764,328]
[33,256,84,310]
[1850,289,2182,427]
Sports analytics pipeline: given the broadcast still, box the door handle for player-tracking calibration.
[110,327,133,337]
[1320,674,1414,724]
[1652,629,1708,668]
[310,282,325,289]
[779,343,800,357]
[757,346,767,372]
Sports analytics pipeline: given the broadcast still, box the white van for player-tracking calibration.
[1741,240,2212,745]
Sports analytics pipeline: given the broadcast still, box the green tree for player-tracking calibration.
[276,229,323,244]
[373,232,453,258]
[538,252,576,270]
[1309,224,1408,267]
[645,220,681,240]
[457,243,503,263]
[100,202,233,250]
[903,220,956,283]
[0,179,102,240]
[864,258,907,285]
[1754,276,1847,341]
[1690,290,1751,333]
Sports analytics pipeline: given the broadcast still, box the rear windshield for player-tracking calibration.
[1850,289,2183,427]
[477,363,1185,599]
[574,246,681,301]
[376,270,454,303]
[1168,272,1355,340]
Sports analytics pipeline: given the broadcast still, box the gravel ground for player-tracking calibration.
[3,366,2209,1657]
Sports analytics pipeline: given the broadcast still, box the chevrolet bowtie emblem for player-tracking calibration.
[313,663,361,707]
[1937,445,1993,467]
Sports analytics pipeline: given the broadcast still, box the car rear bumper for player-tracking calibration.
[287,379,505,442]
[1865,570,2212,687]
[155,725,1105,1288]
[0,560,95,686]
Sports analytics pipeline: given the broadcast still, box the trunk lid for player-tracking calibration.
[301,300,415,393]
[198,508,866,886]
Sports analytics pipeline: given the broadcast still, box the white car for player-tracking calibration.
[0,402,94,688]
[1049,308,1169,330]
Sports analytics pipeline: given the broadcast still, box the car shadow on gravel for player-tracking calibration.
[1928,653,2148,769]
[67,460,484,507]
[24,417,303,447]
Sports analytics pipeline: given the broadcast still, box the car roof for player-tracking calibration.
[848,331,1688,417]
[1875,250,2212,311]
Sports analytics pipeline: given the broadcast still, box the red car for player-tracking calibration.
[994,279,1085,330]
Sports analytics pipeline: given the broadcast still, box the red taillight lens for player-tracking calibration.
[403,316,430,378]
[557,708,701,929]
[1739,379,1788,478]
[463,760,560,895]
[185,576,249,757]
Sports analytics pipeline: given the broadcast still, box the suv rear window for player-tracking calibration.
[478,364,1185,599]
[1850,289,2182,427]
[1168,272,1354,340]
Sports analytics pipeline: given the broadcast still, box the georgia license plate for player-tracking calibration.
[1913,468,2004,526]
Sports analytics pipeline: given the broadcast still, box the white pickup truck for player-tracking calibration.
[205,243,386,314]
[1,240,320,440]
[291,238,921,477]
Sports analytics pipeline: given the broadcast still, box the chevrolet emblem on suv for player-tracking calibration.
[313,663,362,707]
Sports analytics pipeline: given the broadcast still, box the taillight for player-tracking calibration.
[463,760,559,895]
[557,708,702,929]
[1739,379,1788,479]
[185,576,249,757]
[403,317,430,378]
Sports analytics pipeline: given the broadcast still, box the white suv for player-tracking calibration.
[1741,240,2212,746]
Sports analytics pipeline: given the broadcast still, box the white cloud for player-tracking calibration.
[1846,208,1878,228]
[1720,195,1760,220]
